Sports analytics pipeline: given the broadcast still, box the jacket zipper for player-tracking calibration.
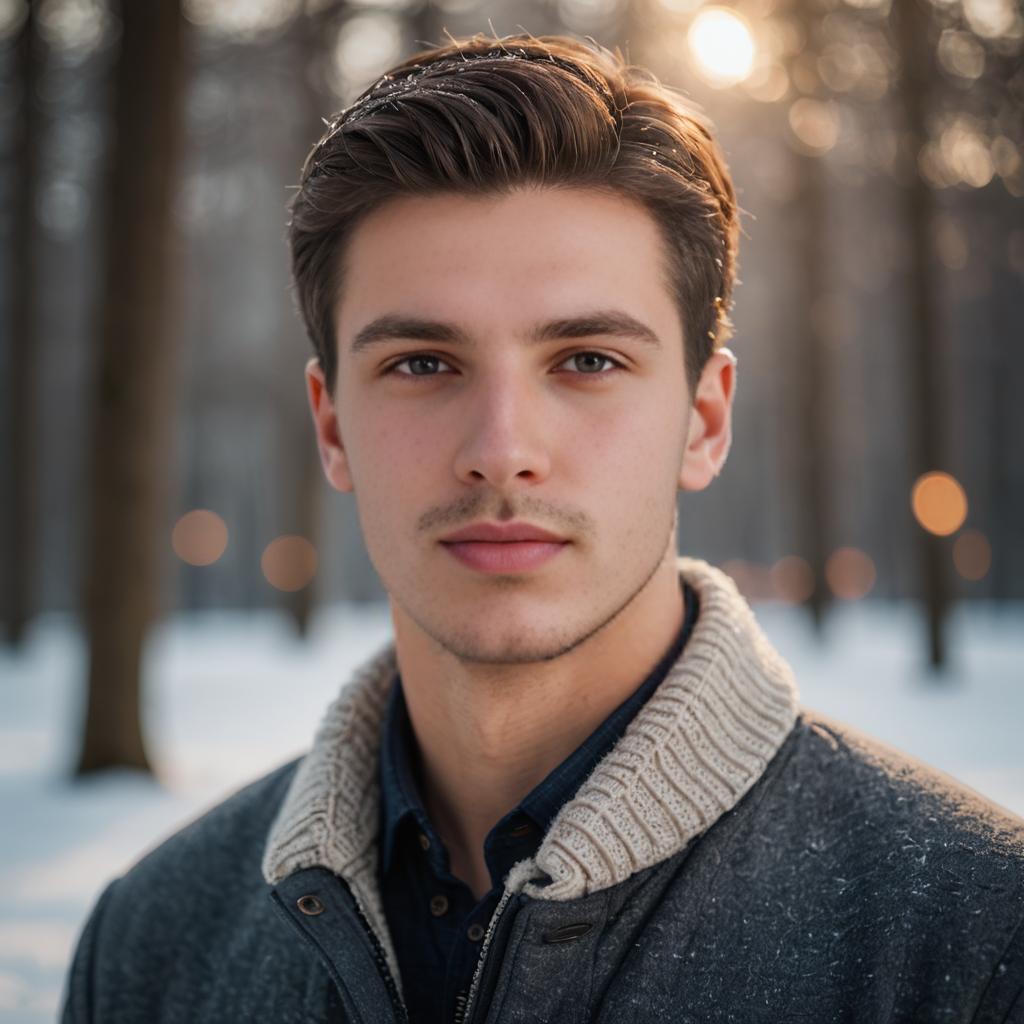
[344,885,410,1023]
[459,886,520,1024]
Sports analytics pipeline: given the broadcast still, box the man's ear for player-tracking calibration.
[305,357,354,493]
[678,348,737,492]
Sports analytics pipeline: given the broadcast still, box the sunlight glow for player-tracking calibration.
[687,7,756,87]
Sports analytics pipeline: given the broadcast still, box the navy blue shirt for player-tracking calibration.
[378,581,699,1024]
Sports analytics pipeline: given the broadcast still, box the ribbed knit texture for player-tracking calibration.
[262,557,800,986]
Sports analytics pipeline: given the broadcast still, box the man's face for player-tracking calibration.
[311,186,716,664]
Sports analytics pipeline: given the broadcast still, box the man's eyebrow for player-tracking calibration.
[349,310,663,354]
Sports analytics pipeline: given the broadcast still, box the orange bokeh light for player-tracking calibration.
[825,547,876,600]
[171,509,228,566]
[911,471,968,536]
[261,535,318,592]
[953,528,991,581]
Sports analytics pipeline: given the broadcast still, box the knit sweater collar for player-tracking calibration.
[262,557,800,971]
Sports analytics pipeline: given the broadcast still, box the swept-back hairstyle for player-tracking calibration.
[288,32,741,398]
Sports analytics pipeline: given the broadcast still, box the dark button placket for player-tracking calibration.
[270,867,405,1024]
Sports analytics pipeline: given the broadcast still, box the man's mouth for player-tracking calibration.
[438,521,571,574]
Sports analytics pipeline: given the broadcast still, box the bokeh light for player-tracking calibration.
[825,547,876,600]
[787,98,840,155]
[770,556,815,604]
[183,0,301,42]
[558,0,626,33]
[37,0,110,52]
[929,115,996,189]
[332,12,404,98]
[172,510,229,567]
[687,7,756,87]
[962,0,1017,39]
[912,471,968,536]
[937,30,986,80]
[261,535,318,592]
[953,529,992,581]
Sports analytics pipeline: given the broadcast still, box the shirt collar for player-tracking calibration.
[378,678,433,876]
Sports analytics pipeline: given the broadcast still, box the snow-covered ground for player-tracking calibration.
[1,598,1022,1022]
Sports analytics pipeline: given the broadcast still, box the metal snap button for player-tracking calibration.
[418,832,431,851]
[467,923,485,942]
[542,922,593,944]
[297,894,325,916]
[430,894,449,917]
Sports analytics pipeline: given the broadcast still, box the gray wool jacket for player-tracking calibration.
[61,559,1024,1023]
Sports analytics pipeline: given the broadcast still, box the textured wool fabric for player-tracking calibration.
[261,556,801,989]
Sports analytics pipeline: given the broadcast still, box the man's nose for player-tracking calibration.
[451,375,552,489]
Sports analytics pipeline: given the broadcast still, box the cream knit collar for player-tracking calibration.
[262,557,800,979]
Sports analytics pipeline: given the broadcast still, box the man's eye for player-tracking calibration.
[558,352,623,374]
[390,354,453,376]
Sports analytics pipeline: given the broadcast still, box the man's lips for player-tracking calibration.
[439,522,568,544]
[439,522,569,573]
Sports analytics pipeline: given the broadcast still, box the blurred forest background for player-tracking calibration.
[0,0,1021,771]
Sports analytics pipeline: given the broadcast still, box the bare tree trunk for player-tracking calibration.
[76,0,188,774]
[793,147,831,631]
[893,0,950,670]
[786,0,831,632]
[279,5,340,637]
[3,1,41,648]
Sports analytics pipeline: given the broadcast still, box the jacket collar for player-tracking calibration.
[262,558,800,970]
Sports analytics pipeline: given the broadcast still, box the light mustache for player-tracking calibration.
[415,493,593,536]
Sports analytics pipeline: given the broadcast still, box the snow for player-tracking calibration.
[1,598,1022,1022]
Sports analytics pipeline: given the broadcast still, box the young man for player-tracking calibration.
[63,33,1024,1023]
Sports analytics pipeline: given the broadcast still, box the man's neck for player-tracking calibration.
[389,552,686,900]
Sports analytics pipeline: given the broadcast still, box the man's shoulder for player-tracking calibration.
[63,755,332,1021]
[783,706,1024,855]
[113,753,304,897]
[663,707,1024,1005]
[753,707,1024,932]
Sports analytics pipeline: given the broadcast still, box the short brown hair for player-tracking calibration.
[288,32,740,398]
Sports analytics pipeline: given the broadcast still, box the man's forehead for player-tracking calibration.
[335,189,681,351]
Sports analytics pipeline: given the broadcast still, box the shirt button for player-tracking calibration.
[467,923,485,942]
[508,821,534,838]
[418,832,431,851]
[430,894,449,917]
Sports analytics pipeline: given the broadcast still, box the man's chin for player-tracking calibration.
[408,591,637,665]
[426,623,586,666]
